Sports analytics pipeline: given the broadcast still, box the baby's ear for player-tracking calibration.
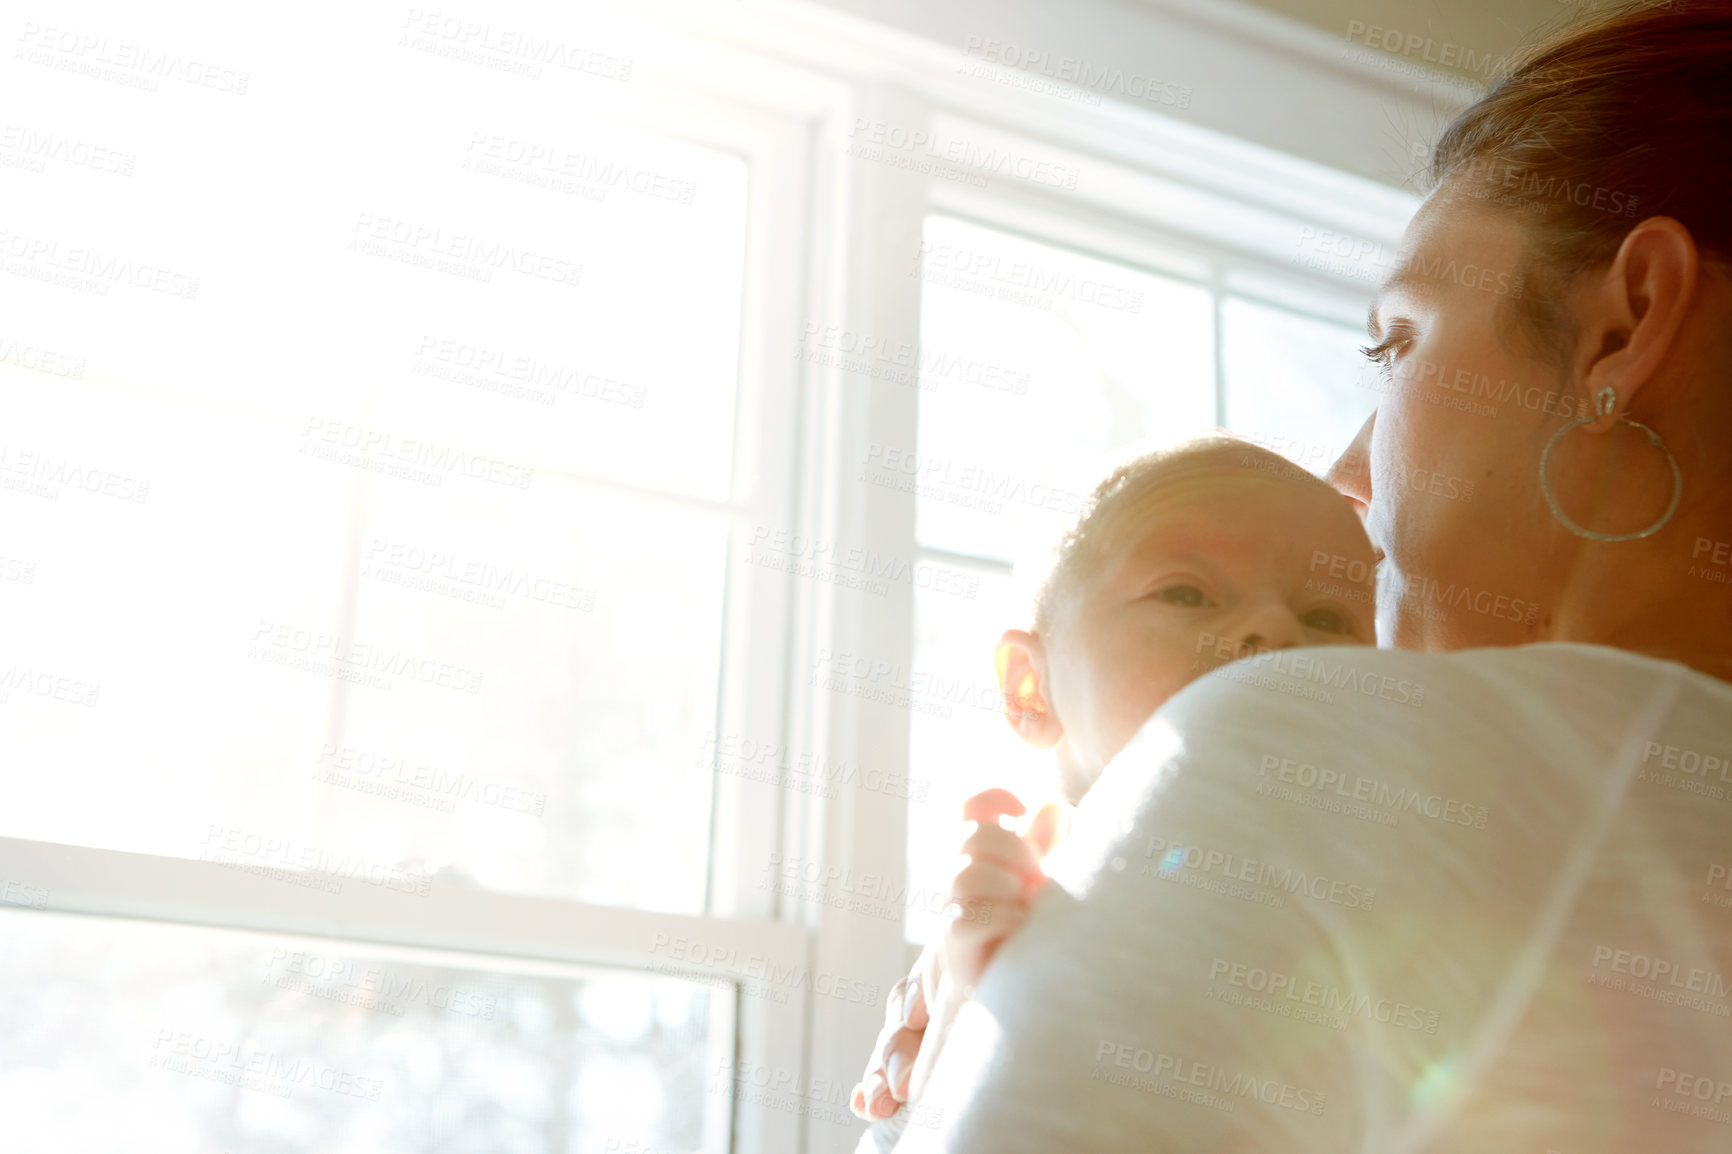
[996,630,1063,750]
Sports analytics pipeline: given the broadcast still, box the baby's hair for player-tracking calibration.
[1028,433,1342,636]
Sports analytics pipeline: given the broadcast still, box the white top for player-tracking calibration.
[872,643,1732,1154]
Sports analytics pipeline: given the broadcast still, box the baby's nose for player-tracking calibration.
[1235,616,1303,656]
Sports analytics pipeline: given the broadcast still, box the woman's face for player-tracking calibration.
[1332,186,1570,650]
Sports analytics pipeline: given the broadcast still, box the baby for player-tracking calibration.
[850,433,1378,1127]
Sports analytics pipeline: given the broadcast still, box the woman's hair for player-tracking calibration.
[1428,0,1732,362]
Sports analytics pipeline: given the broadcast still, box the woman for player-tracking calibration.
[856,2,1732,1149]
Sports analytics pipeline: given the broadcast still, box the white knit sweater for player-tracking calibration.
[866,643,1732,1153]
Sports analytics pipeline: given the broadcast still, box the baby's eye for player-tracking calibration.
[1155,584,1211,608]
[1300,607,1351,634]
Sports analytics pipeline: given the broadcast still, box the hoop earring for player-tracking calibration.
[1539,386,1682,542]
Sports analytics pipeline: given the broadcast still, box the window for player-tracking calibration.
[1,7,816,1149]
[1221,295,1379,474]
[904,216,1217,941]
[904,223,1383,945]
[0,3,1419,1150]
[0,70,748,917]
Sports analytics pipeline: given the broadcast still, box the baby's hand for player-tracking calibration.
[942,788,1061,993]
[850,788,1061,1123]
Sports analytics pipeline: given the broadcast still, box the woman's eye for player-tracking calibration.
[1301,607,1350,634]
[1359,331,1412,375]
[1156,584,1211,608]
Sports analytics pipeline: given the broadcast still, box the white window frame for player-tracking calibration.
[0,20,844,1154]
[0,2,1450,1151]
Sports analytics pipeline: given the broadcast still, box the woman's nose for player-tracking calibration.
[1328,411,1376,518]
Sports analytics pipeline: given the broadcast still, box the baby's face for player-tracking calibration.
[1043,471,1377,801]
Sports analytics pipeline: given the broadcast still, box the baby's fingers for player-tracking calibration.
[958,822,1043,881]
[896,947,938,1032]
[883,975,911,1030]
[950,859,1022,907]
[948,899,1028,947]
[1025,801,1063,859]
[961,787,1025,828]
[850,1020,922,1120]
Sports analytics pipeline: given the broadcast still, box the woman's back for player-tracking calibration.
[891,644,1732,1153]
[1430,645,1731,1152]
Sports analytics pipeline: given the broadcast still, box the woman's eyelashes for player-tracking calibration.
[1359,327,1414,378]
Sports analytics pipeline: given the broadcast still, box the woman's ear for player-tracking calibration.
[1580,215,1699,415]
[996,629,1063,750]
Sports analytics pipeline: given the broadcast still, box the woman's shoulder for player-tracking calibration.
[1339,640,1732,684]
[1163,641,1732,731]
[1083,641,1732,867]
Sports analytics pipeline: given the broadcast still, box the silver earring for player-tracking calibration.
[1539,386,1682,542]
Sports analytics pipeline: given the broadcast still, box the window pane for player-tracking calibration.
[0,11,745,913]
[0,388,725,912]
[0,394,352,852]
[906,217,1217,940]
[1220,297,1378,475]
[907,243,1384,941]
[332,480,726,911]
[3,15,747,498]
[0,908,730,1154]
[913,217,1216,562]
